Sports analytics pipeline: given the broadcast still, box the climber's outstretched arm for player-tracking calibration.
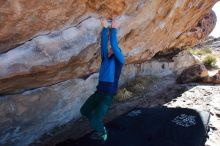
[100,19,109,60]
[101,27,109,60]
[110,24,125,64]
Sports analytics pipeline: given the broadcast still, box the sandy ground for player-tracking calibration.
[31,75,220,146]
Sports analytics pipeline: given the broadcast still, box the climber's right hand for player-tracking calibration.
[101,18,108,28]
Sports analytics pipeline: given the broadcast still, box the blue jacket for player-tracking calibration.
[97,27,125,95]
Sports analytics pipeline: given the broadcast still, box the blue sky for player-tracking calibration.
[210,1,220,37]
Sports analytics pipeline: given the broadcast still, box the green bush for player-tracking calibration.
[188,48,212,55]
[203,55,217,68]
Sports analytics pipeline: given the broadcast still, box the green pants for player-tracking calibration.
[80,91,113,134]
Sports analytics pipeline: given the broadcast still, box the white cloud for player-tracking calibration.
[210,1,220,38]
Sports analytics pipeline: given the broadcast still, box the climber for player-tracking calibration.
[80,18,125,142]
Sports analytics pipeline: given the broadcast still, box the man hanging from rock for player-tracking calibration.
[80,18,125,142]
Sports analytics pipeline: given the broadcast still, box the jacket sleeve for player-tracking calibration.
[110,28,125,64]
[101,27,109,60]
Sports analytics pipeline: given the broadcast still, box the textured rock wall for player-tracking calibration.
[166,10,217,51]
[0,0,218,94]
[0,0,126,53]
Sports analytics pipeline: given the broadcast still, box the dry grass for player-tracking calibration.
[114,76,158,102]
[114,88,133,102]
[188,47,212,55]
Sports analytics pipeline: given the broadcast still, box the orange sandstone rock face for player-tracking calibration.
[0,0,126,53]
[87,0,126,18]
[0,0,219,94]
[168,10,217,50]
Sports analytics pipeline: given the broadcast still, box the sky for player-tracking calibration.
[210,1,220,38]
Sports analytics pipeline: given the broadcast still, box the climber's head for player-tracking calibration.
[108,47,114,57]
[108,29,114,57]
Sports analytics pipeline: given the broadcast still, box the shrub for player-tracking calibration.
[188,48,212,55]
[203,55,217,68]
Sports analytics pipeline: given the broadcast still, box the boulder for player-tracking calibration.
[0,0,218,94]
[0,0,219,145]
[176,64,208,83]
[203,70,220,84]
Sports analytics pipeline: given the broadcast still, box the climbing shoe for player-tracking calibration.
[89,126,108,142]
[101,127,108,142]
